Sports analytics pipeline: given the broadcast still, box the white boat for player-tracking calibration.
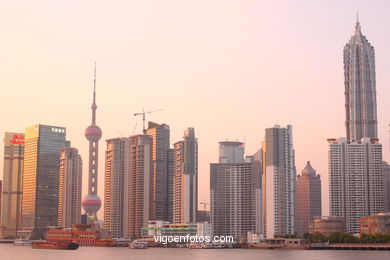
[129,241,149,249]
[13,239,32,246]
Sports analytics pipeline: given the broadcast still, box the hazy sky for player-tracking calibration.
[1,0,390,218]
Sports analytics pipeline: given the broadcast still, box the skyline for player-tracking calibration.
[2,1,390,219]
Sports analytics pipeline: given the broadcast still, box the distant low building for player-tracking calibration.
[312,216,345,236]
[142,221,211,238]
[360,212,390,235]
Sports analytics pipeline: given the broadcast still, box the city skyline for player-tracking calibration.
[2,2,390,219]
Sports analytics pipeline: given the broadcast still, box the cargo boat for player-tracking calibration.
[32,241,79,250]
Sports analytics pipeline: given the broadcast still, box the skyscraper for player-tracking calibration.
[295,161,322,235]
[173,128,198,224]
[344,18,378,141]
[328,137,383,234]
[128,135,153,238]
[262,125,296,238]
[147,122,171,221]
[58,147,82,228]
[210,141,262,240]
[104,138,129,238]
[384,162,390,212]
[21,125,66,239]
[82,65,102,225]
[1,133,24,238]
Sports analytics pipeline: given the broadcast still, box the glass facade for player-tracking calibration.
[21,125,66,239]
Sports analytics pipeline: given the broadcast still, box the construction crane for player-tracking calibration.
[200,201,209,211]
[134,108,163,134]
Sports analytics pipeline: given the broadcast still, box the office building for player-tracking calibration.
[58,147,82,228]
[21,125,66,239]
[173,128,198,224]
[210,141,262,240]
[262,125,296,238]
[1,133,24,238]
[147,122,171,221]
[328,137,383,234]
[295,161,322,235]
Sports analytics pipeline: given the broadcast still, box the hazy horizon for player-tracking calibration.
[1,0,390,219]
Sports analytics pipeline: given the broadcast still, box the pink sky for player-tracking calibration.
[1,1,390,218]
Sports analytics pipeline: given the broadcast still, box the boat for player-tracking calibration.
[13,239,32,246]
[129,241,149,249]
[32,241,79,250]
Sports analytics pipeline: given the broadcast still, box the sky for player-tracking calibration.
[1,0,390,218]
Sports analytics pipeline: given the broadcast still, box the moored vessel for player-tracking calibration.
[32,241,79,250]
[129,241,148,249]
[13,239,32,246]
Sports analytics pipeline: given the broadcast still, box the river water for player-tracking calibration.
[1,244,389,260]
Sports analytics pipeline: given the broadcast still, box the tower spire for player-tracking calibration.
[355,12,361,35]
[91,62,97,125]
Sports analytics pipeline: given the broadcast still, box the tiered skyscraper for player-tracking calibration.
[295,161,321,235]
[58,147,82,228]
[82,66,102,225]
[21,125,66,239]
[1,133,24,238]
[329,19,383,234]
[262,125,296,238]
[344,18,377,141]
[173,128,198,224]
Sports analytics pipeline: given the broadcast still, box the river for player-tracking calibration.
[1,244,389,260]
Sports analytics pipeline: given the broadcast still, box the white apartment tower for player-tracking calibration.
[104,138,129,238]
[328,137,383,234]
[58,147,82,228]
[262,125,296,238]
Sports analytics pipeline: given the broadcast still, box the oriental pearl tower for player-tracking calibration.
[82,64,102,226]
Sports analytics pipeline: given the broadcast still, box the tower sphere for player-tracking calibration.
[82,194,102,212]
[85,125,102,141]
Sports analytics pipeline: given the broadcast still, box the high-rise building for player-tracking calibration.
[21,125,66,239]
[0,180,2,234]
[328,137,383,234]
[219,141,244,164]
[295,161,322,235]
[210,142,262,240]
[344,18,378,141]
[1,133,24,238]
[384,162,390,212]
[82,65,102,225]
[147,122,171,221]
[128,135,153,238]
[167,148,174,224]
[104,138,129,238]
[173,128,198,224]
[262,125,296,238]
[58,147,82,228]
